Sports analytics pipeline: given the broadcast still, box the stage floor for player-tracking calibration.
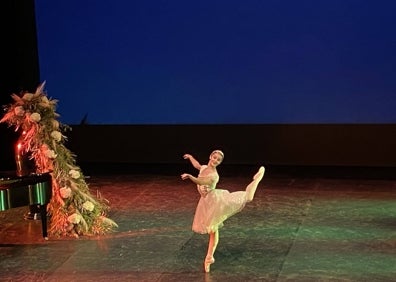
[1,165,396,281]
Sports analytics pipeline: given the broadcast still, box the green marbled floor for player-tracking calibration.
[1,166,395,281]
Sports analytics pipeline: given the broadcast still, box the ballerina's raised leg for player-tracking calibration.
[245,166,265,202]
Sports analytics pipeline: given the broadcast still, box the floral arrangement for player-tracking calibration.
[0,82,118,237]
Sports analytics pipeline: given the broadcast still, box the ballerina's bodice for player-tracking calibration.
[196,165,219,197]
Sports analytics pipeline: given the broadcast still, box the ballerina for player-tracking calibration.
[181,149,265,272]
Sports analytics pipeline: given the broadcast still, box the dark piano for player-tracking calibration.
[0,172,52,239]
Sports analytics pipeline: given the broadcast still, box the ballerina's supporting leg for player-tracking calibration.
[204,230,219,272]
[245,166,265,202]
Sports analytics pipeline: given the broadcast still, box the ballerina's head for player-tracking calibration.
[209,150,224,166]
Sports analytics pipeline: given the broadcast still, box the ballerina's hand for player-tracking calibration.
[183,154,192,160]
[181,173,190,180]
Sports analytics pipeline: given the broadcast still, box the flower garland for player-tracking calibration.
[0,82,118,237]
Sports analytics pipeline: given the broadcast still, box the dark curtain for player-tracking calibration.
[0,0,40,170]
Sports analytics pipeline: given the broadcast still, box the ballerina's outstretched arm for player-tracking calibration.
[183,154,201,170]
[181,173,214,186]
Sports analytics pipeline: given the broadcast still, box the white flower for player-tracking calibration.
[14,106,25,117]
[67,213,82,224]
[69,169,81,179]
[45,149,57,159]
[59,186,72,198]
[41,144,57,159]
[82,201,95,212]
[30,112,41,122]
[51,130,62,142]
[39,96,50,107]
[22,93,34,101]
[52,120,59,129]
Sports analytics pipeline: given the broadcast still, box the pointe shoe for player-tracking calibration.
[254,166,265,181]
[204,257,215,273]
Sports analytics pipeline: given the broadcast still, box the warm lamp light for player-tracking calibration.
[14,132,34,177]
[15,141,26,177]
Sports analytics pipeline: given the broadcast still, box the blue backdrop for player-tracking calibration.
[35,0,396,125]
